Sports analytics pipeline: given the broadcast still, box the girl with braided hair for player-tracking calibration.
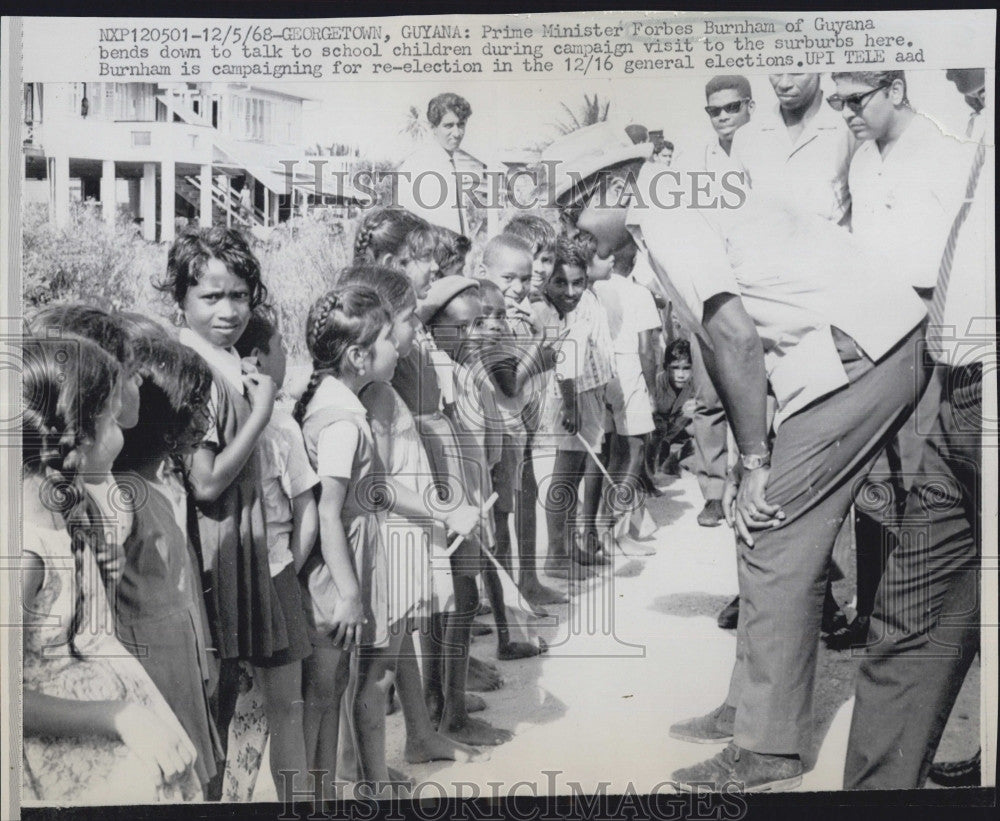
[352,207,439,299]
[294,280,480,791]
[21,336,200,802]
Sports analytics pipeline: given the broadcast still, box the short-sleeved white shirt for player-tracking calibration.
[849,113,967,290]
[627,168,926,427]
[258,410,319,575]
[592,275,661,355]
[730,98,857,225]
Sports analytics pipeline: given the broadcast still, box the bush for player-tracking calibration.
[22,204,354,363]
[23,202,168,317]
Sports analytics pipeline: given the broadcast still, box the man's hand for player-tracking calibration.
[723,464,785,547]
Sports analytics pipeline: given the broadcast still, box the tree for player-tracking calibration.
[401,105,430,143]
[554,93,611,135]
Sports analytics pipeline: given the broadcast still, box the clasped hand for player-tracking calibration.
[722,464,785,547]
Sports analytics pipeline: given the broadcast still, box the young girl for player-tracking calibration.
[26,304,144,592]
[157,227,288,782]
[294,281,480,790]
[21,336,200,803]
[355,225,508,741]
[340,264,487,767]
[228,309,318,800]
[111,336,222,790]
[353,207,439,299]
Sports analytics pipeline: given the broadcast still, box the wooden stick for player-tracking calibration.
[444,492,499,557]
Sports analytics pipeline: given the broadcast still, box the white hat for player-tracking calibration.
[538,122,653,205]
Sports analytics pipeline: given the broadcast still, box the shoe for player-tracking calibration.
[669,703,735,744]
[717,596,740,630]
[672,742,803,792]
[928,750,980,787]
[697,499,725,527]
[823,615,870,650]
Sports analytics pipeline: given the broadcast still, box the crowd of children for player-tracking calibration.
[22,193,693,802]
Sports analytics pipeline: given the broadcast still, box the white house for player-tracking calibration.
[22,81,359,241]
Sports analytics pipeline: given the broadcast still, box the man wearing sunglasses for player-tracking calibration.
[830,70,970,653]
[674,75,756,535]
[729,73,856,226]
[843,68,990,791]
[702,74,755,162]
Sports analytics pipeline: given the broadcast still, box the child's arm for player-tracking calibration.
[314,420,367,648]
[315,474,366,648]
[289,489,318,574]
[187,372,276,503]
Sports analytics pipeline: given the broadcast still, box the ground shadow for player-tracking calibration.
[650,592,735,620]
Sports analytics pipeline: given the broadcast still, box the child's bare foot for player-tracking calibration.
[467,664,504,692]
[469,656,501,677]
[520,578,568,606]
[544,555,596,580]
[439,715,513,746]
[466,692,487,712]
[498,641,543,660]
[404,731,489,764]
[572,545,612,567]
[616,535,656,557]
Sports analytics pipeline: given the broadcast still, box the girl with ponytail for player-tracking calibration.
[21,336,200,802]
[352,207,439,299]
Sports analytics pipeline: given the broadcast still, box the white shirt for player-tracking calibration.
[312,376,367,478]
[397,140,467,235]
[849,113,967,290]
[730,97,856,224]
[592,275,661,355]
[258,410,319,575]
[627,175,926,428]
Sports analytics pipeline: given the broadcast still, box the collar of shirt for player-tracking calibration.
[751,96,846,153]
[306,374,368,422]
[179,328,244,393]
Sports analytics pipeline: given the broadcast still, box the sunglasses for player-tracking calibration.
[826,83,890,114]
[704,99,750,117]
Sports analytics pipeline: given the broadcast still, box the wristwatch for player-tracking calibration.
[739,452,771,471]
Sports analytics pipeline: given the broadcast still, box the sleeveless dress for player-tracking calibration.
[360,380,440,621]
[299,376,391,648]
[21,481,201,804]
[392,333,485,577]
[114,462,222,787]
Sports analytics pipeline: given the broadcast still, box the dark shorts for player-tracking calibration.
[255,562,313,668]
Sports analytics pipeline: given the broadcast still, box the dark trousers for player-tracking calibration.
[845,363,981,789]
[724,326,926,755]
[690,335,728,502]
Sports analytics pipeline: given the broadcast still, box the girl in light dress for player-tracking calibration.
[21,335,200,804]
[341,264,487,768]
[294,280,481,792]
